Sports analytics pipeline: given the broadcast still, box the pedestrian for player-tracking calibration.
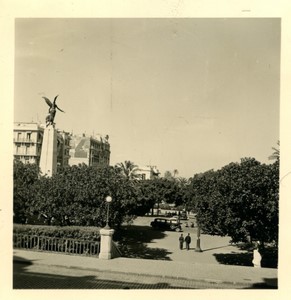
[185,233,191,250]
[179,234,184,250]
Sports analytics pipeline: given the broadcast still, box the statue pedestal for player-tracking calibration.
[39,126,58,177]
[99,228,115,260]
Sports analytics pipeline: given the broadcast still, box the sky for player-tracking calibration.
[14,18,280,178]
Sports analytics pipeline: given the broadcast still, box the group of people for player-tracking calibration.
[179,233,192,250]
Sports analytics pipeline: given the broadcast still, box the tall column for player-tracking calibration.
[39,125,58,177]
[99,228,115,259]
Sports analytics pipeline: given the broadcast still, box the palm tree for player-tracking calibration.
[164,170,173,180]
[177,177,189,187]
[164,169,180,180]
[269,141,280,161]
[173,169,179,178]
[115,160,141,180]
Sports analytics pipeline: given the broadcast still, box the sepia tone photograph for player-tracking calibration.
[1,1,291,299]
[12,17,279,289]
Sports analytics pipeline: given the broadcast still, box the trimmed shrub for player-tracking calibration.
[13,224,100,241]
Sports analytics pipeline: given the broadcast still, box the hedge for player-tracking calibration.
[13,224,101,241]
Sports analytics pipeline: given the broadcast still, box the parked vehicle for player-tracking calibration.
[180,211,188,220]
[150,217,182,231]
[165,212,177,217]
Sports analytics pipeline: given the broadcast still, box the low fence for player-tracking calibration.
[13,233,123,258]
[13,234,101,257]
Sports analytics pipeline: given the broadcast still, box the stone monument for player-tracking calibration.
[39,95,64,177]
[39,125,58,177]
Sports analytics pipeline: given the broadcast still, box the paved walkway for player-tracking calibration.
[13,249,277,288]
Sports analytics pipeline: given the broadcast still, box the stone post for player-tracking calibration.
[99,228,115,260]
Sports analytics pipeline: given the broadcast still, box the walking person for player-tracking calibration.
[185,233,191,250]
[179,234,184,250]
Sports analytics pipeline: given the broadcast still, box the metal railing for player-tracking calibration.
[14,138,40,143]
[13,234,100,257]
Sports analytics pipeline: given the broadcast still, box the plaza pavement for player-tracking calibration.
[13,249,277,288]
[12,215,278,288]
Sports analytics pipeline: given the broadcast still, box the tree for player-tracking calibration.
[173,169,179,178]
[188,158,279,246]
[135,177,186,215]
[115,160,141,181]
[268,140,280,161]
[14,163,141,228]
[163,170,173,180]
[13,160,39,223]
[164,169,179,180]
[34,165,137,226]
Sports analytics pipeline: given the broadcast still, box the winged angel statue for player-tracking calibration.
[42,95,65,127]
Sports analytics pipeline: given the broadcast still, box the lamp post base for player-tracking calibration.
[99,228,115,260]
[195,238,203,252]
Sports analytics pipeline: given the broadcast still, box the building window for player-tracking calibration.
[16,145,20,154]
[27,132,31,141]
[26,145,30,155]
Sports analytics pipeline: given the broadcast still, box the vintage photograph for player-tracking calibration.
[12,17,279,290]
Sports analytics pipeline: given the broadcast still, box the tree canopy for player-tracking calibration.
[187,158,279,245]
[14,162,140,227]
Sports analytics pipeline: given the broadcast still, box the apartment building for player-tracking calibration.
[69,133,110,168]
[13,122,71,169]
[13,122,44,166]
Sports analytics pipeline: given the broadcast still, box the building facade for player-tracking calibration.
[136,165,160,180]
[57,130,71,168]
[13,122,44,166]
[14,123,110,170]
[69,134,110,168]
[13,122,71,169]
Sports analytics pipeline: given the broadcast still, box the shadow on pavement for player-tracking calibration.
[213,250,278,269]
[13,256,34,273]
[243,277,278,289]
[13,269,190,289]
[114,225,172,260]
[202,245,231,252]
[213,252,253,266]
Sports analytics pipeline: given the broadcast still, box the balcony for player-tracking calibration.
[14,138,41,144]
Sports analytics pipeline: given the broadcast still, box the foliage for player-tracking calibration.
[268,140,280,162]
[136,177,188,214]
[163,169,179,180]
[14,162,140,228]
[41,165,139,227]
[115,160,141,181]
[13,224,100,240]
[187,158,279,245]
[13,160,40,223]
[13,160,192,226]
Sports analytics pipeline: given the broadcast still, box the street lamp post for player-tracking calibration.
[104,195,112,229]
[195,225,203,252]
[99,195,114,260]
